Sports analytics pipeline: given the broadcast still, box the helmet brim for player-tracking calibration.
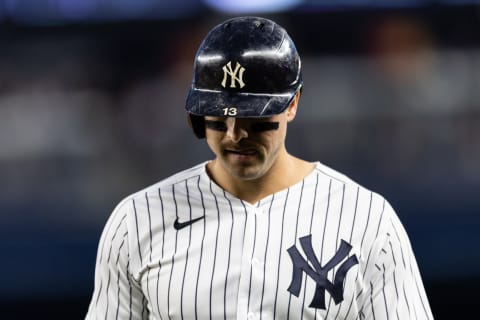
[185,87,299,118]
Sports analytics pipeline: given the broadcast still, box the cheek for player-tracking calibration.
[267,122,287,139]
[205,133,223,153]
[260,128,287,152]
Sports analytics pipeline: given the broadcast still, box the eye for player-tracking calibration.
[204,120,227,132]
[250,122,279,132]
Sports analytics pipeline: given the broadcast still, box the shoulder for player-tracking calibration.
[314,161,367,190]
[312,161,400,249]
[313,161,390,208]
[98,163,208,266]
[105,162,207,226]
[120,162,207,204]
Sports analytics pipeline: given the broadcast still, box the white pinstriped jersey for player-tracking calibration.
[86,161,433,320]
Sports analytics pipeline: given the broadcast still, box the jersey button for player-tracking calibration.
[247,312,257,320]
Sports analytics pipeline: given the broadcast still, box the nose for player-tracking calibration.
[226,118,248,143]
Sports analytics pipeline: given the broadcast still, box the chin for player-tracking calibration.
[227,164,267,181]
[219,153,271,180]
[233,172,262,181]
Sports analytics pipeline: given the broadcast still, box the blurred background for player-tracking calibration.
[0,0,479,319]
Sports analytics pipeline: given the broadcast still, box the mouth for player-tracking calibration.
[224,148,258,160]
[227,148,257,155]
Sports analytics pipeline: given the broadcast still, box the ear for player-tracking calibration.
[188,114,206,139]
[286,91,301,122]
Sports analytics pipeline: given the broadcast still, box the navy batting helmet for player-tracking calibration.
[185,16,303,138]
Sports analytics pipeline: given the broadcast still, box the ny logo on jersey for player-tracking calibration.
[221,61,245,88]
[287,235,359,309]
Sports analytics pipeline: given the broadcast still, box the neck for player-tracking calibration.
[207,152,315,204]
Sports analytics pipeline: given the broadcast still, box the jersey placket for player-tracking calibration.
[236,203,269,320]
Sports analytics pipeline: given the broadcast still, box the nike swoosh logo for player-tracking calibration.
[173,216,205,230]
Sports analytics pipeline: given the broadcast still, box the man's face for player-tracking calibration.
[204,112,290,181]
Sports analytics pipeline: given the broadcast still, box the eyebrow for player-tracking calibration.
[204,120,279,132]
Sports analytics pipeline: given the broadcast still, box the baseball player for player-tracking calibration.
[86,17,433,319]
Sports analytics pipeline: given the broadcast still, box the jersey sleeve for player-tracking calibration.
[360,202,434,320]
[85,200,149,319]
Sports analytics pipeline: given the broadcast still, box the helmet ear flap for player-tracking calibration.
[188,114,206,139]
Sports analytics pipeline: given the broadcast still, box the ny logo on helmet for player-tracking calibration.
[287,235,359,309]
[221,61,245,88]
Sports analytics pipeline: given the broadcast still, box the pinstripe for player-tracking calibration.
[116,268,121,319]
[146,193,153,261]
[223,190,235,320]
[314,167,348,185]
[104,259,111,319]
[382,264,389,320]
[388,237,398,266]
[180,180,193,319]
[156,188,165,320]
[99,214,127,265]
[273,188,290,319]
[392,218,420,319]
[94,214,127,310]
[132,199,143,265]
[297,179,310,319]
[86,161,432,320]
[388,240,400,301]
[167,184,180,320]
[335,184,346,248]
[359,206,386,317]
[247,212,258,313]
[259,194,274,320]
[349,186,360,243]
[412,262,431,319]
[115,238,126,319]
[141,297,147,319]
[392,273,399,312]
[355,193,379,318]
[194,175,206,320]
[403,284,412,318]
[324,182,346,318]
[94,282,103,308]
[301,175,319,320]
[320,179,333,262]
[376,200,386,237]
[105,228,126,265]
[340,186,361,320]
[105,230,128,320]
[403,241,431,320]
[362,200,386,279]
[357,307,364,320]
[370,282,376,320]
[287,180,305,319]
[344,288,362,319]
[391,222,406,268]
[312,175,320,320]
[360,193,373,255]
[145,267,152,316]
[356,290,363,300]
[240,199,248,230]
[126,252,132,320]
[159,188,165,260]
[145,193,153,317]
[209,179,221,320]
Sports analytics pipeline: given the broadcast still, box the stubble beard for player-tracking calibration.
[220,142,283,182]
